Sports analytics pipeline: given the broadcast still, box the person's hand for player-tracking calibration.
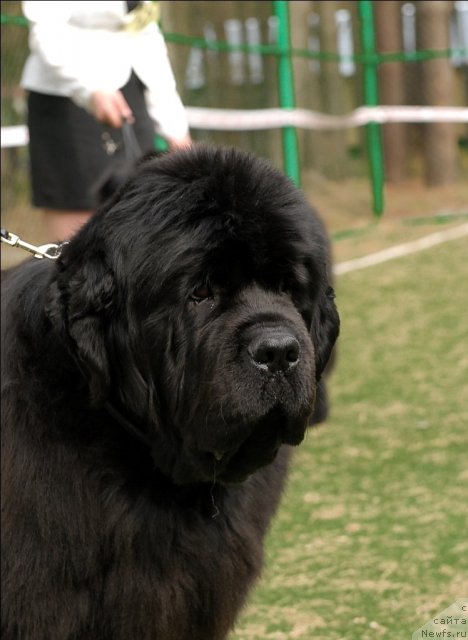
[90,90,134,128]
[168,134,192,151]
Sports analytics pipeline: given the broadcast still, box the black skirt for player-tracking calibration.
[27,72,156,211]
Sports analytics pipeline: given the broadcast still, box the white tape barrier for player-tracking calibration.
[334,223,468,276]
[185,105,468,131]
[2,105,468,148]
[1,125,29,148]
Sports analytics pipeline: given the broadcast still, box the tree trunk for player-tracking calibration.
[417,1,457,185]
[317,0,349,179]
[375,0,406,183]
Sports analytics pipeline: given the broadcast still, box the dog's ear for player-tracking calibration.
[310,285,340,381]
[308,285,339,425]
[47,255,115,405]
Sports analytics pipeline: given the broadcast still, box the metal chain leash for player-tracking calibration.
[1,228,68,260]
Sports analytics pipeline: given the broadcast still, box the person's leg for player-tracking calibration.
[42,209,92,241]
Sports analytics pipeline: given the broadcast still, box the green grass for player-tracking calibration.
[231,234,468,640]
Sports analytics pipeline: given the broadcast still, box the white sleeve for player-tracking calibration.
[21,1,117,110]
[131,23,190,141]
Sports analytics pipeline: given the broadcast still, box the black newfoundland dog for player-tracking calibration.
[1,145,339,640]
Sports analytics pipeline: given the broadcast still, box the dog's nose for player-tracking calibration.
[249,332,300,373]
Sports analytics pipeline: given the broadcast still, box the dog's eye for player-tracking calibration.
[190,286,212,303]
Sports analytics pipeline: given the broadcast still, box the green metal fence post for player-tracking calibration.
[272,1,300,186]
[358,0,385,216]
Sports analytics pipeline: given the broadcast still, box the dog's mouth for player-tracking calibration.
[202,408,308,484]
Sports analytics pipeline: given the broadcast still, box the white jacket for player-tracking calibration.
[20,1,189,141]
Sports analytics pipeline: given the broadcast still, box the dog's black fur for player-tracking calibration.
[1,145,339,640]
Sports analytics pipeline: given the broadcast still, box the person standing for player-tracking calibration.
[21,1,191,240]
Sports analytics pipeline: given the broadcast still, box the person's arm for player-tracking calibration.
[22,1,132,127]
[132,22,191,148]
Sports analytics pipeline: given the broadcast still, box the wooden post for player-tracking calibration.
[317,0,349,179]
[417,1,457,185]
[289,1,309,166]
[375,0,406,183]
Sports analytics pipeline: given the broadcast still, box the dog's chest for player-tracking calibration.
[97,488,264,639]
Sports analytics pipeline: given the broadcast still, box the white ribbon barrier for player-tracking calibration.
[1,125,29,148]
[185,105,468,131]
[2,105,468,148]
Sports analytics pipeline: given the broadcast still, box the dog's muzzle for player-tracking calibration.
[247,328,300,374]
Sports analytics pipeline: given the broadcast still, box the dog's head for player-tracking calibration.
[47,145,339,484]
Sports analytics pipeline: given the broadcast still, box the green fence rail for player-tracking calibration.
[358,0,384,216]
[272,0,300,187]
